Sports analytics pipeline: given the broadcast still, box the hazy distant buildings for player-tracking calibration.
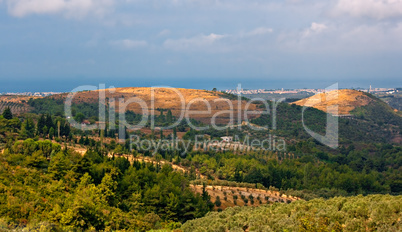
[224,87,397,95]
[224,88,325,95]
[0,92,61,97]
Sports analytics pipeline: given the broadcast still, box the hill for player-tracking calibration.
[293,89,401,120]
[42,87,261,124]
[292,90,402,143]
[181,194,402,232]
[293,89,376,115]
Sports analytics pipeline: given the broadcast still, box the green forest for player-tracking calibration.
[0,139,211,231]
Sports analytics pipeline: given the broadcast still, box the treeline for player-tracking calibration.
[0,110,71,143]
[0,139,213,231]
[28,97,99,119]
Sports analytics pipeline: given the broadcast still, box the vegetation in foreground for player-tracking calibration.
[0,139,212,231]
[181,194,402,232]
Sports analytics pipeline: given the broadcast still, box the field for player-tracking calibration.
[191,185,299,210]
[0,95,36,115]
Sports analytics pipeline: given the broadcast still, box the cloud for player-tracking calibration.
[302,22,327,38]
[163,33,226,51]
[337,22,402,51]
[310,22,327,32]
[110,39,148,49]
[5,0,114,18]
[158,29,171,37]
[163,27,275,52]
[278,20,402,54]
[245,27,273,36]
[332,0,402,20]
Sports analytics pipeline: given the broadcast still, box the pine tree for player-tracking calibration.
[202,183,210,201]
[159,110,165,123]
[45,114,54,129]
[167,110,173,124]
[20,117,35,138]
[61,121,70,137]
[37,114,46,135]
[2,107,12,119]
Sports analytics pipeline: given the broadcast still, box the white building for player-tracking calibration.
[221,136,233,142]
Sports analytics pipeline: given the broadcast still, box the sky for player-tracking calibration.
[0,0,401,92]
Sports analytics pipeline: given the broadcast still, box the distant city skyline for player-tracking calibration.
[1,81,399,95]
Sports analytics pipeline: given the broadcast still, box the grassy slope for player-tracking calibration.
[351,92,402,127]
[181,194,402,232]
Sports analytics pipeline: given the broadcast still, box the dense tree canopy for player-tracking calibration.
[0,139,212,231]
